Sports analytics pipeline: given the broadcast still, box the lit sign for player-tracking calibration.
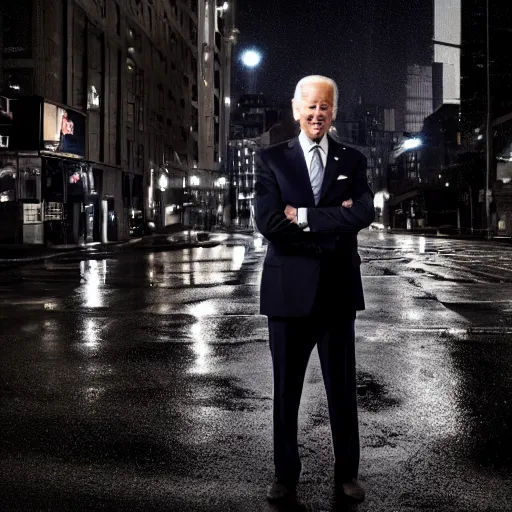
[42,103,86,159]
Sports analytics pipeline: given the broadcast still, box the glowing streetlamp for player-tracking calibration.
[402,138,422,150]
[241,49,261,68]
[240,49,262,93]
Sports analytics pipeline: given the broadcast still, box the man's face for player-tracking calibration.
[293,82,334,140]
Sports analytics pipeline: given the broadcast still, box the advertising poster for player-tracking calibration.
[42,103,86,159]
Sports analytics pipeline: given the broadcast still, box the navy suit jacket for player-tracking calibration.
[254,135,375,318]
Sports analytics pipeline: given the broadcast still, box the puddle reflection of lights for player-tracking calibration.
[419,237,426,254]
[399,238,415,251]
[84,318,100,349]
[188,301,217,317]
[80,260,107,307]
[42,319,58,351]
[158,304,171,314]
[404,309,423,321]
[190,321,212,374]
[448,328,468,339]
[82,386,105,403]
[232,246,246,270]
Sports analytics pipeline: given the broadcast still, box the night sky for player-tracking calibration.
[233,0,432,115]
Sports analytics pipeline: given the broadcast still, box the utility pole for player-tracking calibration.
[485,0,492,238]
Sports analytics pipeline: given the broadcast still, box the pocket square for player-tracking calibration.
[337,174,348,180]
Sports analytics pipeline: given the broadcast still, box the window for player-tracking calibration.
[115,3,121,35]
[87,32,103,111]
[127,140,133,167]
[2,0,33,58]
[136,144,144,168]
[126,103,135,125]
[72,6,86,109]
[4,69,33,96]
[19,158,41,200]
[0,162,17,202]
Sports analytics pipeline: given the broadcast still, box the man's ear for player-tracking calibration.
[291,99,300,121]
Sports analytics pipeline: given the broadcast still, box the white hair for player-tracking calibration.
[292,75,338,120]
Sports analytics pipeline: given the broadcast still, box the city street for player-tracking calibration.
[0,231,511,512]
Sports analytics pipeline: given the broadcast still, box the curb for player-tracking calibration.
[384,230,512,244]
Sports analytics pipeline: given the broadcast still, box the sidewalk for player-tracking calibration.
[377,226,512,244]
[0,224,257,266]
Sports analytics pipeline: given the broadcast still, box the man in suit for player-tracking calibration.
[254,75,375,503]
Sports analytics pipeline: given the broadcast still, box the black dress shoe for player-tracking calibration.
[336,479,365,503]
[266,479,296,502]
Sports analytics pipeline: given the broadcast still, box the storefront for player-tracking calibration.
[0,151,43,243]
[0,95,95,245]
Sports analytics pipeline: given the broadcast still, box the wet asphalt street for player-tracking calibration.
[0,231,511,512]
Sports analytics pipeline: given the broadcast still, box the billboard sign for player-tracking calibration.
[42,102,85,159]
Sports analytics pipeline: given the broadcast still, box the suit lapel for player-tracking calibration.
[319,136,345,203]
[286,137,316,206]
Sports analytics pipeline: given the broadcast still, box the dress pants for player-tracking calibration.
[268,310,359,486]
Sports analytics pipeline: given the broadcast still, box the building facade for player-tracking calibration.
[405,65,433,134]
[227,93,283,225]
[0,0,237,244]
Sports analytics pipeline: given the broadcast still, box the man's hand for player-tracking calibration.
[342,198,353,208]
[284,205,298,223]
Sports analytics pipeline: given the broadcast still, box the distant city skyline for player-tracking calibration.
[234,0,433,115]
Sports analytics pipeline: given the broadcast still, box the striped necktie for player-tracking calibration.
[309,144,324,205]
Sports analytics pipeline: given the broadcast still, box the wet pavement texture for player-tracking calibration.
[0,231,511,511]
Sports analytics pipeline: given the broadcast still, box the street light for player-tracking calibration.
[403,138,422,150]
[485,0,492,238]
[240,49,262,94]
[241,49,261,68]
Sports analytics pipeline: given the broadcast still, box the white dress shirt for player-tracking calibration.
[297,131,329,229]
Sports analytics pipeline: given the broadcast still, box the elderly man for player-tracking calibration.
[254,75,374,503]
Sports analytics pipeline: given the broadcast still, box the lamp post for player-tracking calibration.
[485,0,492,238]
[240,49,262,94]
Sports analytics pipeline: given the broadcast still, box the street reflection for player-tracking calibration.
[79,260,107,307]
[41,318,59,353]
[231,246,246,270]
[188,300,217,317]
[419,236,426,254]
[142,244,249,288]
[189,321,212,375]
[82,385,105,403]
[83,318,100,349]
[403,309,424,321]
[187,300,217,374]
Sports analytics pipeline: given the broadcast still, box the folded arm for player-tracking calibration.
[306,154,375,234]
[254,151,322,252]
